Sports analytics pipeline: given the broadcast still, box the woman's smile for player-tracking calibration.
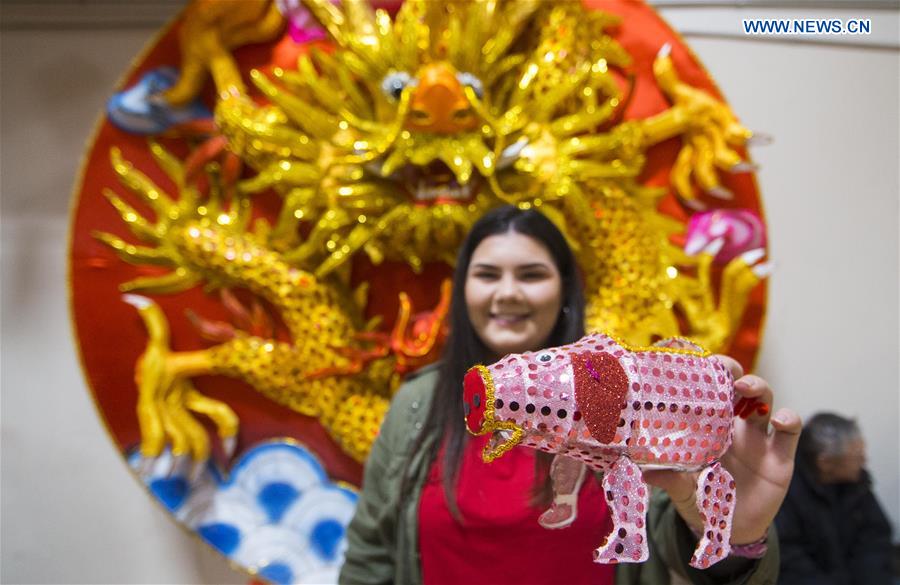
[465,231,563,358]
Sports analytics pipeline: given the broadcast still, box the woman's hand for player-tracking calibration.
[643,356,802,545]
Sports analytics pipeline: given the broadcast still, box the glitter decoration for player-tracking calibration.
[572,351,628,443]
[464,332,744,569]
[83,0,769,480]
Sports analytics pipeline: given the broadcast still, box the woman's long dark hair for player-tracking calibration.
[401,205,586,519]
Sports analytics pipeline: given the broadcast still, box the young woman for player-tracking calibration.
[340,206,800,585]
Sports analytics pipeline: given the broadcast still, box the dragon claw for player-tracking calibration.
[706,186,734,200]
[222,435,237,460]
[751,261,775,278]
[657,42,672,59]
[188,459,208,484]
[738,248,766,266]
[702,237,726,258]
[122,293,154,309]
[684,198,707,212]
[746,132,773,147]
[166,453,187,479]
[135,454,157,479]
[730,161,759,173]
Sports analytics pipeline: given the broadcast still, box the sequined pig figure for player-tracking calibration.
[463,333,740,569]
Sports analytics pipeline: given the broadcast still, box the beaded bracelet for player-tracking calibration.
[688,524,769,559]
[728,534,769,559]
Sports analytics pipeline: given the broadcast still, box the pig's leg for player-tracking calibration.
[538,455,587,529]
[593,456,649,564]
[690,461,735,569]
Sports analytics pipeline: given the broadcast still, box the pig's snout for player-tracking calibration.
[463,365,489,434]
[463,364,524,462]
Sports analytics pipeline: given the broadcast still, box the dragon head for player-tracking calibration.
[231,0,632,272]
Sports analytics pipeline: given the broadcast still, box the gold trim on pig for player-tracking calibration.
[465,364,525,463]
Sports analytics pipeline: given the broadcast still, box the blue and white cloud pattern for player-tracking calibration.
[129,441,358,584]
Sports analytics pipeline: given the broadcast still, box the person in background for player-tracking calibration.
[776,412,894,584]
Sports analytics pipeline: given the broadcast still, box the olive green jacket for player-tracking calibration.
[339,365,779,585]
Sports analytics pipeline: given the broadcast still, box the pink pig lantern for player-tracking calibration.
[463,333,766,569]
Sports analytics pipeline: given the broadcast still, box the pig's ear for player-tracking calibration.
[653,337,708,354]
[463,366,489,434]
[572,352,628,443]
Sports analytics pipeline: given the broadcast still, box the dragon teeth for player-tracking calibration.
[415,182,472,201]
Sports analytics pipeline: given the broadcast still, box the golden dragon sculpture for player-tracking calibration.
[95,0,767,470]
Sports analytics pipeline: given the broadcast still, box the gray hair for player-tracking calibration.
[798,412,861,468]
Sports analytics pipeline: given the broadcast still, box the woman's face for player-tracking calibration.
[465,231,563,359]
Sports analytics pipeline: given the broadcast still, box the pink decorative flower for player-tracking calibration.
[684,209,766,263]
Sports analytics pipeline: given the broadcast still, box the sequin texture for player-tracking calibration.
[463,333,737,569]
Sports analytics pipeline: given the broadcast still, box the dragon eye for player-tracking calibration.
[456,72,484,99]
[538,352,552,363]
[381,71,416,101]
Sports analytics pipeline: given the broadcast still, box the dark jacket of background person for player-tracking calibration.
[776,463,893,584]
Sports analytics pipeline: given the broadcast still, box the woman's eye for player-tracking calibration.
[520,271,546,281]
[473,271,499,280]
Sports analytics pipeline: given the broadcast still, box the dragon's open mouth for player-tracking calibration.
[363,139,528,204]
[398,160,482,203]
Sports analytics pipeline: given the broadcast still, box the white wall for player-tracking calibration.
[2,4,898,583]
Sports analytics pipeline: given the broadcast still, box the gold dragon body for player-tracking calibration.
[96,0,766,468]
